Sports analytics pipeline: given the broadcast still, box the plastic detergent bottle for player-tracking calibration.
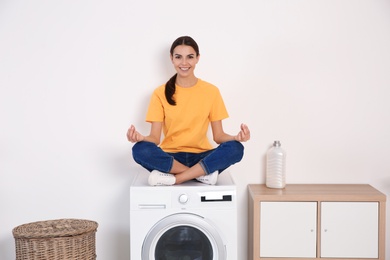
[266,141,286,189]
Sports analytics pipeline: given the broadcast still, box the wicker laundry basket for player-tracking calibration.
[13,218,98,260]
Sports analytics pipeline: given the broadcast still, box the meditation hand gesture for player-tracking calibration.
[235,123,250,142]
[127,125,145,143]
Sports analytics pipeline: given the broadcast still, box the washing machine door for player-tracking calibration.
[142,213,226,260]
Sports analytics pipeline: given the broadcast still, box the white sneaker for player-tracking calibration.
[148,170,176,186]
[196,171,218,185]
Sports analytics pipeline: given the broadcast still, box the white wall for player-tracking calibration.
[1,0,389,259]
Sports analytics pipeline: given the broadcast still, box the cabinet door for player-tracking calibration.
[321,202,379,258]
[260,202,317,258]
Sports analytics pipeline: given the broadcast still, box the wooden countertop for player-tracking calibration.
[248,184,387,202]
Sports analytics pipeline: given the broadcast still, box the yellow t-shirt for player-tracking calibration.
[146,79,229,153]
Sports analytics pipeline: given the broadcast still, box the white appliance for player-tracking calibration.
[130,170,237,260]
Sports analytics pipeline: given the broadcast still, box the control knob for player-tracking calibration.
[178,194,189,204]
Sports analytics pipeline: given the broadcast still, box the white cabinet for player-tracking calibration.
[260,202,317,258]
[321,202,379,258]
[248,184,386,260]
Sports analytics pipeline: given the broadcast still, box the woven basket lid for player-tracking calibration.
[13,219,98,239]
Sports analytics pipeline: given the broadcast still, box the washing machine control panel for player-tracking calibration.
[171,189,236,210]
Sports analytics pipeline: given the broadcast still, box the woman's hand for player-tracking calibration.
[235,123,250,142]
[127,125,145,143]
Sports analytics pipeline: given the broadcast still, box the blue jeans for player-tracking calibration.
[132,141,244,175]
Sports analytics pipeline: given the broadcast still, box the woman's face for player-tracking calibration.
[171,45,199,78]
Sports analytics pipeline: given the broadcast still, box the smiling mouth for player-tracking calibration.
[179,67,190,71]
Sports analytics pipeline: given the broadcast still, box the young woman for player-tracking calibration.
[127,36,250,186]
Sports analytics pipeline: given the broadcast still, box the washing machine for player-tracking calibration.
[130,170,237,260]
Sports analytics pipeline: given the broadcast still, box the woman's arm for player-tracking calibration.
[127,121,163,145]
[211,121,250,144]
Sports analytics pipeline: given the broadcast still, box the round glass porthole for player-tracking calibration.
[155,225,212,260]
[142,213,226,260]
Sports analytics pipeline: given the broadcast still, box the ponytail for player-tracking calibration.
[165,74,177,105]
